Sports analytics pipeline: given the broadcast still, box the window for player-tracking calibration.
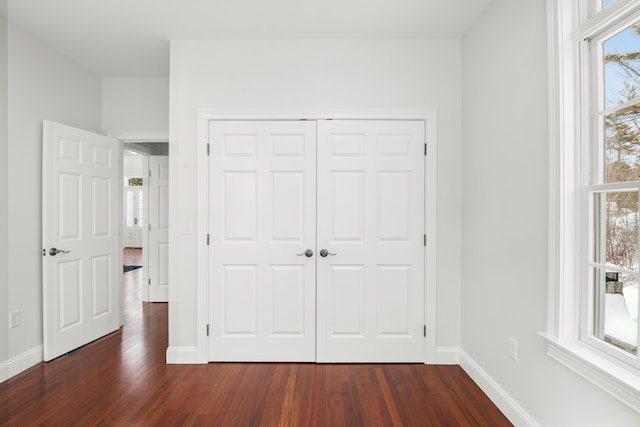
[548,0,640,411]
[585,11,640,365]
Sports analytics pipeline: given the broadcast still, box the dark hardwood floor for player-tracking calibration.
[1,249,511,426]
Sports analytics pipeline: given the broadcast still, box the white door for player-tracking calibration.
[42,120,121,361]
[316,120,425,362]
[209,121,317,361]
[148,156,169,302]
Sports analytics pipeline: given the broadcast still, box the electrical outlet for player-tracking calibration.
[9,310,20,328]
[508,337,518,360]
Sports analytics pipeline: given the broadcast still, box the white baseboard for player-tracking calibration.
[435,347,461,364]
[0,345,43,383]
[460,350,539,427]
[166,346,200,364]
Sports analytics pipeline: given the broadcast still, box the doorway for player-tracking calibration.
[122,150,148,303]
[207,119,428,363]
[119,138,169,304]
[42,124,171,361]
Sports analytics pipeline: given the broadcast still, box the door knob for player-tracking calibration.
[49,248,70,256]
[319,249,336,257]
[296,249,314,257]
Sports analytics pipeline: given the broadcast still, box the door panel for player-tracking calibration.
[271,172,305,241]
[92,255,111,316]
[316,120,425,363]
[331,172,365,241]
[42,120,121,361]
[222,265,257,335]
[328,265,365,336]
[210,121,317,362]
[270,265,306,335]
[92,177,111,237]
[223,172,257,241]
[59,173,81,239]
[58,260,81,329]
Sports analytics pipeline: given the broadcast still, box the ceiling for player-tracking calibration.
[125,142,169,156]
[6,0,492,78]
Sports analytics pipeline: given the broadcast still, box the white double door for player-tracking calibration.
[209,120,425,362]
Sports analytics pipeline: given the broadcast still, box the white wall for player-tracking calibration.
[169,39,463,356]
[5,23,102,372]
[102,78,169,133]
[461,0,640,425]
[124,156,144,177]
[0,6,8,373]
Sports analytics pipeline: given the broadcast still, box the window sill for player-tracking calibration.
[541,334,640,413]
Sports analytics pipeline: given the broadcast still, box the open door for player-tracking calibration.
[42,120,121,361]
[148,155,169,302]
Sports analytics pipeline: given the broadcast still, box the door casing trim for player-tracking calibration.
[195,109,438,364]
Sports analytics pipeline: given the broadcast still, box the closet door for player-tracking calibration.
[209,121,317,361]
[316,120,425,362]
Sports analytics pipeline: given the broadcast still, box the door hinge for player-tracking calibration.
[149,169,152,177]
[207,234,210,245]
[424,234,426,246]
[424,325,426,337]
[206,324,210,336]
[148,278,151,286]
[207,143,210,156]
[424,143,427,156]
[149,224,151,231]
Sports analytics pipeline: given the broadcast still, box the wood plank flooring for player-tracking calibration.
[1,249,512,426]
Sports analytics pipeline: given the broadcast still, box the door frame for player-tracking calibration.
[195,110,437,364]
[109,131,169,303]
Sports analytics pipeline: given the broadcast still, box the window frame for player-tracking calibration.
[547,0,640,412]
[580,10,640,365]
